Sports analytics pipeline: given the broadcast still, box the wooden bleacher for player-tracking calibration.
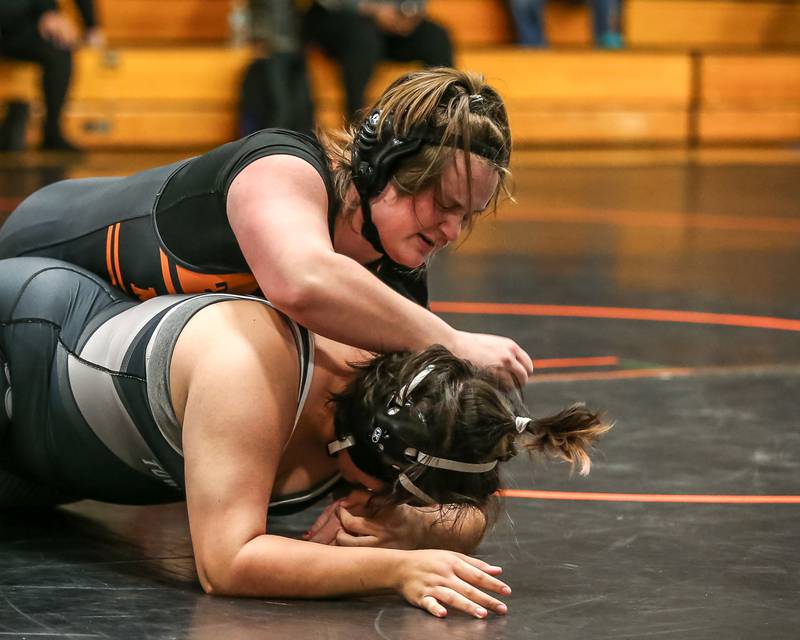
[92,0,231,44]
[699,54,800,142]
[1,0,799,149]
[626,0,800,50]
[311,49,692,143]
[92,0,592,49]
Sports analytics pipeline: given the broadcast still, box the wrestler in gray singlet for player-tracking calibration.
[0,257,338,511]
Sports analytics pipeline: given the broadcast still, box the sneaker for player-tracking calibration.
[0,101,31,152]
[40,133,84,153]
[598,31,624,50]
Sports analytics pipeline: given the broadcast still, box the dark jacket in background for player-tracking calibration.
[0,0,96,34]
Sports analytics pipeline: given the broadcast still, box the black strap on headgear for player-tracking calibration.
[351,108,506,257]
[327,364,501,504]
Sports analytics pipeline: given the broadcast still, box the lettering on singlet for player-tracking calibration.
[141,458,179,489]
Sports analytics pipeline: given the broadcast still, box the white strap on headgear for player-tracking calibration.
[405,448,498,473]
[398,472,436,505]
[515,416,532,433]
[395,364,435,405]
[327,435,355,455]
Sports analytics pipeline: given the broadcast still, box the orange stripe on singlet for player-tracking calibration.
[112,223,127,293]
[174,263,258,295]
[159,250,177,294]
[105,225,117,287]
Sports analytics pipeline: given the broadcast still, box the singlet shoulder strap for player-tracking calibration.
[145,293,315,455]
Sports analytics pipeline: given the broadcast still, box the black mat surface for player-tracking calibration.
[2,154,799,639]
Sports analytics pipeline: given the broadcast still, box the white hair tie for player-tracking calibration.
[515,416,532,433]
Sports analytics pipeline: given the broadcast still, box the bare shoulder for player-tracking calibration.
[170,299,300,430]
[227,154,328,207]
[225,153,332,260]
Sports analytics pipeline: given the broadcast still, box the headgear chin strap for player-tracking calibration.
[327,364,507,505]
[351,109,507,258]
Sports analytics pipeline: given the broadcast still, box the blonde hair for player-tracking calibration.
[318,67,513,226]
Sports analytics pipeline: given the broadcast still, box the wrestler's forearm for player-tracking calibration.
[265,252,456,354]
[204,534,403,598]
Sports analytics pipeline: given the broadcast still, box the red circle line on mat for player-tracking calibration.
[430,302,800,333]
[499,489,800,504]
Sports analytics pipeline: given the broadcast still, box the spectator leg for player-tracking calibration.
[0,23,74,148]
[304,4,383,119]
[508,0,547,47]
[384,19,454,68]
[591,0,623,48]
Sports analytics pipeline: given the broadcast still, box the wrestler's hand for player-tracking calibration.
[304,488,375,544]
[303,497,346,544]
[450,330,533,388]
[394,550,509,618]
[360,3,421,36]
[38,11,79,49]
[85,27,106,48]
[335,501,428,549]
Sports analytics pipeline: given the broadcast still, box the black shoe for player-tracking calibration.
[40,134,83,153]
[0,101,31,152]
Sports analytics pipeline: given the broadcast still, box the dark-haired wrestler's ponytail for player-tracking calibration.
[515,403,612,476]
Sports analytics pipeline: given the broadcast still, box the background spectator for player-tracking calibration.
[0,0,102,151]
[303,0,453,119]
[509,0,623,49]
[241,0,314,133]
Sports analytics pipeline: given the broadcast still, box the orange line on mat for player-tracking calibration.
[533,367,694,382]
[535,356,619,369]
[505,205,800,234]
[499,489,800,504]
[429,302,800,333]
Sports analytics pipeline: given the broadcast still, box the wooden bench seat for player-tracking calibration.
[1,48,253,148]
[90,0,232,44]
[89,0,593,48]
[2,47,691,148]
[79,0,800,51]
[626,0,800,49]
[698,54,800,142]
[0,62,38,102]
[4,45,798,148]
[311,49,692,143]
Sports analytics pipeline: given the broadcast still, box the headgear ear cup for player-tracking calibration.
[352,110,382,197]
[352,110,424,256]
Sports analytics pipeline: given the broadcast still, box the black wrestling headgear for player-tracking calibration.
[327,365,500,504]
[351,106,508,257]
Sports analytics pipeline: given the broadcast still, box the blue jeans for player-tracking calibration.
[509,0,621,47]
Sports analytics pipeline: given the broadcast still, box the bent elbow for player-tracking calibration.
[199,576,216,596]
[195,558,236,597]
[265,270,326,320]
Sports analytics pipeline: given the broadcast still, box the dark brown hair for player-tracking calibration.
[332,346,612,515]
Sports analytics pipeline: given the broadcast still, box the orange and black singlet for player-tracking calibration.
[0,129,429,307]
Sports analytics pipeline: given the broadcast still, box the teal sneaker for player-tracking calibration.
[598,31,624,50]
